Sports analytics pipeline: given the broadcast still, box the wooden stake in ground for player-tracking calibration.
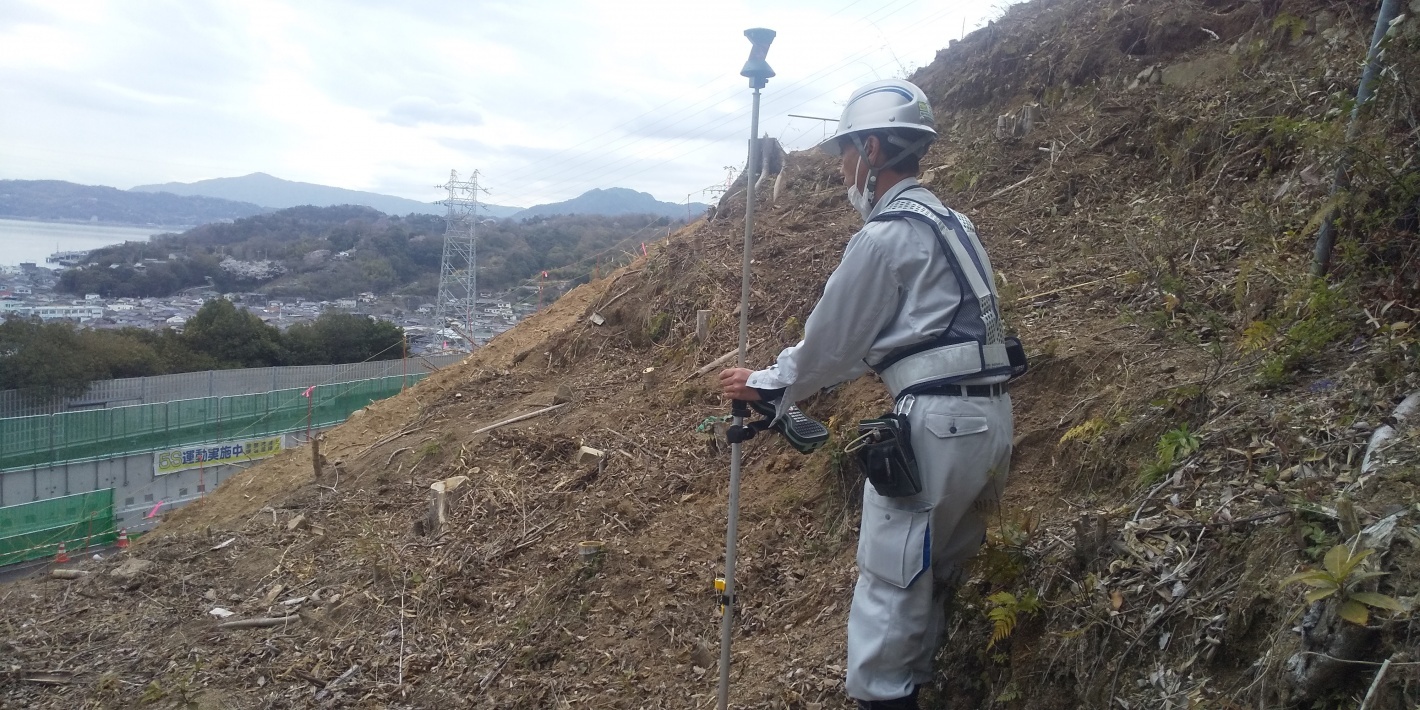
[311,435,324,478]
[696,310,710,342]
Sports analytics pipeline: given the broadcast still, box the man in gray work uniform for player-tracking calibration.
[719,78,1014,709]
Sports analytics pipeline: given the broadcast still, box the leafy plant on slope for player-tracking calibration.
[1280,544,1404,625]
[1139,424,1201,485]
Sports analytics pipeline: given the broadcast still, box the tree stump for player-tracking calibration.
[696,310,710,343]
[425,475,470,536]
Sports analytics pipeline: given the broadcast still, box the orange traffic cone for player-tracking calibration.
[116,529,129,550]
[54,541,70,563]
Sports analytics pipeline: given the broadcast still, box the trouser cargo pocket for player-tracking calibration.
[858,493,931,589]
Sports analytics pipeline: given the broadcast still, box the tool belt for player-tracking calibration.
[848,412,922,498]
[912,382,1008,398]
[878,336,1028,399]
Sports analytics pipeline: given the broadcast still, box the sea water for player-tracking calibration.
[0,218,167,268]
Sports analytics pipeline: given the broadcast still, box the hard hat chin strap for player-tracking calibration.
[850,134,880,208]
[851,132,934,209]
[884,133,935,168]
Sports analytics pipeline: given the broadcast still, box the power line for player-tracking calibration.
[494,48,897,201]
[488,0,902,190]
[489,0,928,199]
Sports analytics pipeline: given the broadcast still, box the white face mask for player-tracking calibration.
[846,155,873,220]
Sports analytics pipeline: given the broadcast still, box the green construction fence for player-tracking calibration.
[0,489,118,566]
[1,374,425,472]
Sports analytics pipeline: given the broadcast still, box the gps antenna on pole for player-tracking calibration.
[718,26,775,710]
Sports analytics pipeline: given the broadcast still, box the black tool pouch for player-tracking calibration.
[1005,336,1028,379]
[854,413,922,498]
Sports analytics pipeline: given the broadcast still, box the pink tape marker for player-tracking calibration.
[146,501,165,519]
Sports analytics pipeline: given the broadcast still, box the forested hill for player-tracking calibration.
[0,179,266,225]
[516,187,708,220]
[58,204,676,299]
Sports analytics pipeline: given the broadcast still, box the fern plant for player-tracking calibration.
[985,590,1041,649]
[1139,424,1202,485]
[1059,418,1110,445]
[1240,320,1277,353]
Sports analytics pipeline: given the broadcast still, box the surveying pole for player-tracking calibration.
[718,26,775,710]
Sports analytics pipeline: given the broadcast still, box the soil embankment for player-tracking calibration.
[3,1,1418,707]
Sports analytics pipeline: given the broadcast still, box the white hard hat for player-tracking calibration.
[819,79,937,156]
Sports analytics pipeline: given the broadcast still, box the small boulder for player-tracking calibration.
[554,383,574,404]
[110,557,155,581]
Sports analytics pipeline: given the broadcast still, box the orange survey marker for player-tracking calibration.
[54,541,70,563]
[117,529,130,550]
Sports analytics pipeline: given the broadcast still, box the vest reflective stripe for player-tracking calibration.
[882,199,993,298]
[870,196,1011,397]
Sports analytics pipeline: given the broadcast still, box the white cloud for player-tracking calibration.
[0,0,1020,207]
[381,97,484,128]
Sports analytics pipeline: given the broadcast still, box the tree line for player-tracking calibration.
[0,299,403,400]
[58,205,673,300]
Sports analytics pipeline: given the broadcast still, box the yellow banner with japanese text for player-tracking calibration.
[154,436,284,476]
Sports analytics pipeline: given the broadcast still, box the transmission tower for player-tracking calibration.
[435,169,488,351]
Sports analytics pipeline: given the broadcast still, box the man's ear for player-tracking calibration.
[864,134,884,169]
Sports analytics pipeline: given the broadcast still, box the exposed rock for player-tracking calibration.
[110,557,155,581]
[1285,598,1377,701]
[1161,55,1238,87]
[576,445,605,467]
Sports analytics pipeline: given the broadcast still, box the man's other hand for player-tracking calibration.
[718,368,762,401]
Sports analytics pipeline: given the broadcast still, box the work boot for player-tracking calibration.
[856,687,920,710]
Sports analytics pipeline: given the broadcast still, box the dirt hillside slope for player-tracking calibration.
[4,0,1419,708]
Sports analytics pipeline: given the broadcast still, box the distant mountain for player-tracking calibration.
[0,179,266,226]
[130,172,524,219]
[515,188,707,221]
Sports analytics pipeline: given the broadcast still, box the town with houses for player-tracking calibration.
[0,256,534,354]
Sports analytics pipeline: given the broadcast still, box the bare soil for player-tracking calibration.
[4,1,1419,708]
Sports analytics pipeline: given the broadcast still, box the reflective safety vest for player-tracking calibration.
[868,194,1013,397]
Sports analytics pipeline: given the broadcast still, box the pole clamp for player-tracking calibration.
[718,593,735,614]
[725,426,753,444]
[723,399,829,454]
[714,577,734,615]
[725,400,766,444]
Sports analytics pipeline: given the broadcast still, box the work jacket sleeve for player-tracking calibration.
[746,231,901,406]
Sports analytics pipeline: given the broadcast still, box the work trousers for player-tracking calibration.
[845,392,1013,701]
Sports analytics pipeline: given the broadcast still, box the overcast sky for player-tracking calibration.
[0,0,1018,209]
